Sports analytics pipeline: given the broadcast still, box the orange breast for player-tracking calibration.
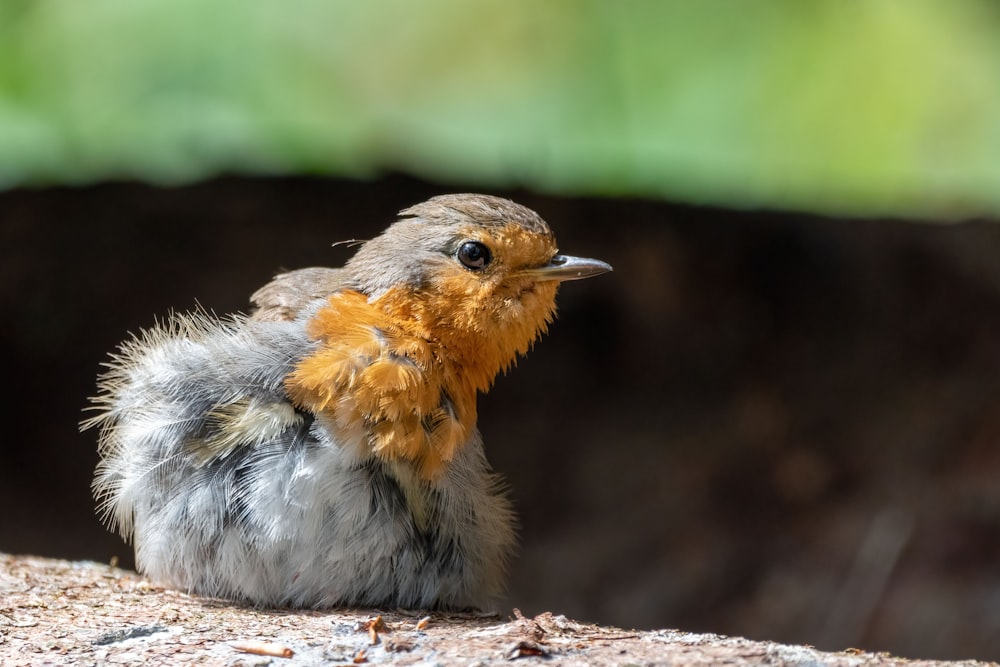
[286,264,559,480]
[285,290,476,480]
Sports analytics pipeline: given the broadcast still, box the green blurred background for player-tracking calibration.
[2,0,999,218]
[4,1,1000,662]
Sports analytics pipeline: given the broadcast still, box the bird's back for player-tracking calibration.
[250,266,350,322]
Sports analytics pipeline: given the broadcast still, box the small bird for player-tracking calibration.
[85,194,611,610]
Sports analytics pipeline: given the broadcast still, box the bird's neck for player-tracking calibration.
[285,285,555,480]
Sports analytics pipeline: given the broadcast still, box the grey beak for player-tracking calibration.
[527,255,613,282]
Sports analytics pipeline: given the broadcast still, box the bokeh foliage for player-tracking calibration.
[1,0,998,218]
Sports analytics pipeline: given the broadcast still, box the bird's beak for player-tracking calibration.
[525,255,613,282]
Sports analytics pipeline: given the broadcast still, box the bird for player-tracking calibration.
[84,193,612,610]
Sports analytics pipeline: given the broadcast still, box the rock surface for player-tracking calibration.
[0,554,994,667]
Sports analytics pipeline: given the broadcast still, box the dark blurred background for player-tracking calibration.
[3,1,1000,662]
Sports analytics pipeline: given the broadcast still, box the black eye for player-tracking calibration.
[457,241,492,270]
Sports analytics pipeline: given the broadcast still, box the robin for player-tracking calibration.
[85,194,611,610]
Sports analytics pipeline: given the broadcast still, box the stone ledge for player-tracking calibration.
[0,554,993,667]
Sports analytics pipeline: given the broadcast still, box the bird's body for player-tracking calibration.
[86,194,610,610]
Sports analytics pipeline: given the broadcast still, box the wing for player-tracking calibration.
[85,311,314,538]
[250,267,352,322]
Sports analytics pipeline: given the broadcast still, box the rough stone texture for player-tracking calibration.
[1,554,994,667]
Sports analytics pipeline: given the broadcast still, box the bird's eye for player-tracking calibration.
[457,241,492,271]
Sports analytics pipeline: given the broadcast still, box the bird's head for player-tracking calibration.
[344,194,611,385]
